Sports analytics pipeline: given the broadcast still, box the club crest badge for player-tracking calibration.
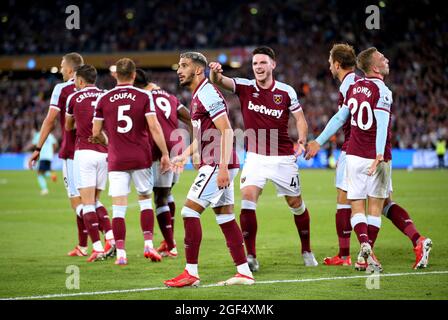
[273,94,283,105]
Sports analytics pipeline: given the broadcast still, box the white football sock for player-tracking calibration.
[78,246,88,254]
[105,230,114,241]
[92,241,104,252]
[117,249,126,259]
[237,263,253,278]
[186,264,199,278]
[144,240,154,248]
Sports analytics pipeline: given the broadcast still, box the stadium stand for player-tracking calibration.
[0,0,446,153]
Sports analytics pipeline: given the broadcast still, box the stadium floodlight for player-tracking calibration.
[218,53,228,64]
[27,58,36,70]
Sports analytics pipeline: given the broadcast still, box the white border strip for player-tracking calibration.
[2,270,447,300]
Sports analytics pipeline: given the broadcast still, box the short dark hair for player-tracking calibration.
[134,68,149,89]
[63,52,84,68]
[252,46,276,61]
[330,43,356,69]
[116,58,136,81]
[357,47,378,74]
[180,52,207,68]
[75,64,97,84]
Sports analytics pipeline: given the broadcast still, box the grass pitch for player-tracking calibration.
[0,169,447,300]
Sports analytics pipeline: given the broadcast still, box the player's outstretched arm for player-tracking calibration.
[171,138,200,172]
[304,106,350,160]
[292,109,308,156]
[209,62,235,92]
[213,114,234,188]
[28,108,59,169]
[146,114,170,173]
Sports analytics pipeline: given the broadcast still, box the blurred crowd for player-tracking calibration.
[1,0,447,152]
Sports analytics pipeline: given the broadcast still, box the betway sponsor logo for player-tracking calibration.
[248,101,283,119]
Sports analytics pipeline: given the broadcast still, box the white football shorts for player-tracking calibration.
[73,149,107,190]
[152,161,175,188]
[62,159,80,198]
[335,151,348,191]
[187,165,239,208]
[346,154,392,200]
[240,152,301,197]
[108,168,153,197]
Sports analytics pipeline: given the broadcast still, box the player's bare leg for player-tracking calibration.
[383,195,432,269]
[165,199,204,287]
[154,187,177,257]
[138,193,161,262]
[94,190,115,257]
[324,188,352,266]
[240,185,262,272]
[286,195,318,267]
[67,196,89,257]
[37,169,49,195]
[79,187,105,262]
[215,204,254,286]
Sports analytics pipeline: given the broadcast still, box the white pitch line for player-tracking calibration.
[2,270,448,300]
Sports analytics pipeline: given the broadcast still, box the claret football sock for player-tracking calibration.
[351,213,369,244]
[367,215,381,249]
[139,199,154,243]
[156,206,175,250]
[384,202,421,247]
[240,200,258,257]
[184,216,202,264]
[83,205,101,244]
[336,205,352,257]
[291,203,311,253]
[217,215,247,267]
[95,201,112,234]
[112,205,127,250]
[75,205,88,248]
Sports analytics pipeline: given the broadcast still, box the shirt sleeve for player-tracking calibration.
[66,93,75,116]
[198,84,227,121]
[374,109,390,155]
[287,85,301,113]
[375,88,393,113]
[145,92,156,116]
[93,95,104,120]
[49,84,63,111]
[232,77,253,95]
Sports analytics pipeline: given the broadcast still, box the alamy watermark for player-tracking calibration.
[66,265,80,290]
[66,5,80,30]
[365,270,381,290]
[167,127,286,165]
[365,5,380,30]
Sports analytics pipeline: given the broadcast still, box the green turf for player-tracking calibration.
[0,169,447,300]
